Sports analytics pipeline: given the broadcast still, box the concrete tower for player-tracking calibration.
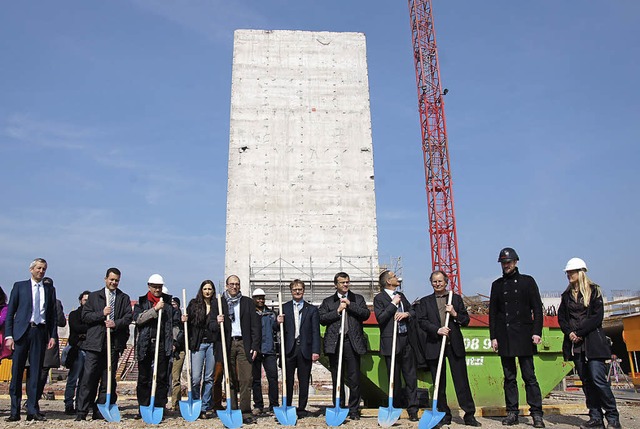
[225,30,379,302]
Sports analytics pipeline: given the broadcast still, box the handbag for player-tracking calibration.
[0,329,12,360]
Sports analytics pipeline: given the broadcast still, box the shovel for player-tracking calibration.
[419,291,453,429]
[273,292,297,426]
[140,304,164,424]
[216,294,243,429]
[179,289,202,421]
[325,308,349,426]
[378,318,402,427]
[97,312,120,422]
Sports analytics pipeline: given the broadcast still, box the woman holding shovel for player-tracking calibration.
[133,274,181,420]
[185,279,220,419]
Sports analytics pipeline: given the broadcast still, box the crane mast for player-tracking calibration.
[408,0,462,294]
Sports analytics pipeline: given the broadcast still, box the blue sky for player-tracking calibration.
[1,0,638,311]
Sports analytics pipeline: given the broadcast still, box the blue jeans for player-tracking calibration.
[574,354,619,422]
[64,349,86,408]
[191,342,215,411]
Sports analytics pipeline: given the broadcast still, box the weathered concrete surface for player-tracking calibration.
[225,30,378,292]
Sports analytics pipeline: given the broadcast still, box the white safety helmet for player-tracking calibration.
[252,288,266,297]
[564,258,587,272]
[148,273,165,285]
[162,286,169,295]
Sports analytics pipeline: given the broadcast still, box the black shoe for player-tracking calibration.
[75,414,87,421]
[243,415,257,424]
[92,411,104,420]
[502,413,519,426]
[441,414,452,425]
[27,414,47,422]
[409,412,419,422]
[64,406,76,415]
[349,411,361,420]
[6,415,20,422]
[607,421,622,429]
[533,416,545,428]
[200,411,211,420]
[465,416,482,426]
[297,409,309,419]
[134,413,142,420]
[580,419,605,429]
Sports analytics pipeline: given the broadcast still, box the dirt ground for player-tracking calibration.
[1,392,639,428]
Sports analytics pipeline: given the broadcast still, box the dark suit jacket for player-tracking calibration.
[319,291,369,355]
[373,290,415,356]
[226,295,261,362]
[415,292,469,360]
[5,279,58,342]
[282,300,320,359]
[81,288,132,353]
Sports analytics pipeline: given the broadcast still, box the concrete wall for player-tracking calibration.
[225,30,379,294]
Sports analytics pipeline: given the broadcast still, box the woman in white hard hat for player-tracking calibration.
[557,258,621,429]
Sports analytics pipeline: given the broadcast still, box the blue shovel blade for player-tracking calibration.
[418,399,446,429]
[325,404,349,427]
[217,402,243,429]
[97,394,120,422]
[378,404,402,427]
[140,396,164,425]
[273,396,297,426]
[179,391,202,422]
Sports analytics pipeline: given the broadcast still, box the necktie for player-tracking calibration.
[294,302,301,339]
[394,292,407,334]
[109,291,116,321]
[342,295,349,334]
[34,283,42,324]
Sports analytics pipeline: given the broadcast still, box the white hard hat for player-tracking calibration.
[148,274,165,285]
[564,258,587,272]
[162,286,169,294]
[252,288,266,297]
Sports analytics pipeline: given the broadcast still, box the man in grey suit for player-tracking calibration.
[4,258,58,422]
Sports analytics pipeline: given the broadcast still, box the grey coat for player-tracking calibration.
[319,291,369,355]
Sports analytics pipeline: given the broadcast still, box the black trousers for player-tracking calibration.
[76,347,120,415]
[252,352,279,409]
[137,348,170,407]
[285,342,312,410]
[501,355,543,416]
[328,337,361,413]
[384,335,419,414]
[427,344,476,418]
[9,324,47,417]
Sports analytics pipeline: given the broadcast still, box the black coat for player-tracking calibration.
[415,293,469,360]
[68,305,89,348]
[42,299,66,368]
[558,284,611,361]
[82,288,133,353]
[282,300,320,359]
[373,290,414,356]
[489,268,543,357]
[222,295,261,362]
[134,293,181,360]
[186,300,220,352]
[319,291,369,355]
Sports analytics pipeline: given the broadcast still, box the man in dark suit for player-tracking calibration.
[489,248,544,428]
[223,275,261,424]
[416,270,481,427]
[4,258,58,422]
[319,271,370,420]
[75,267,133,421]
[277,279,320,418]
[374,270,419,422]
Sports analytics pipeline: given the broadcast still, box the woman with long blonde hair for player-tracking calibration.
[558,258,620,429]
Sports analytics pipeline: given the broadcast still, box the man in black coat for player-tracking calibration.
[4,258,58,422]
[415,270,480,427]
[223,275,261,424]
[277,279,320,417]
[489,248,544,428]
[319,271,370,420]
[374,270,419,421]
[75,267,133,421]
[64,290,90,415]
[133,274,181,418]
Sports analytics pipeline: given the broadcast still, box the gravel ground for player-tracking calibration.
[1,395,639,428]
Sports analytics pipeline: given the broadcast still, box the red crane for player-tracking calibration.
[408,0,462,294]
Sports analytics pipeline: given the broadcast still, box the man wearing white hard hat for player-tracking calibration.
[75,267,132,421]
[250,288,279,415]
[132,274,182,419]
[558,258,621,429]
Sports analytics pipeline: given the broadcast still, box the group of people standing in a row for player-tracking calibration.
[0,248,622,429]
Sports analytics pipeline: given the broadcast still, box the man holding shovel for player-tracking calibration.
[415,270,480,427]
[75,267,132,421]
[133,274,181,420]
[374,270,419,422]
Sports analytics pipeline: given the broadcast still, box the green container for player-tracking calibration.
[321,315,573,408]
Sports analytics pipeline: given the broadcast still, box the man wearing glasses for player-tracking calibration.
[277,279,320,418]
[319,272,370,421]
[223,275,261,424]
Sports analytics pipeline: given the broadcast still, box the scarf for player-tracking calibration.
[147,291,161,306]
[224,290,242,318]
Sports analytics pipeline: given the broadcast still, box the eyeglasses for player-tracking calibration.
[337,281,350,285]
[291,288,304,292]
[227,282,240,287]
[148,284,163,289]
